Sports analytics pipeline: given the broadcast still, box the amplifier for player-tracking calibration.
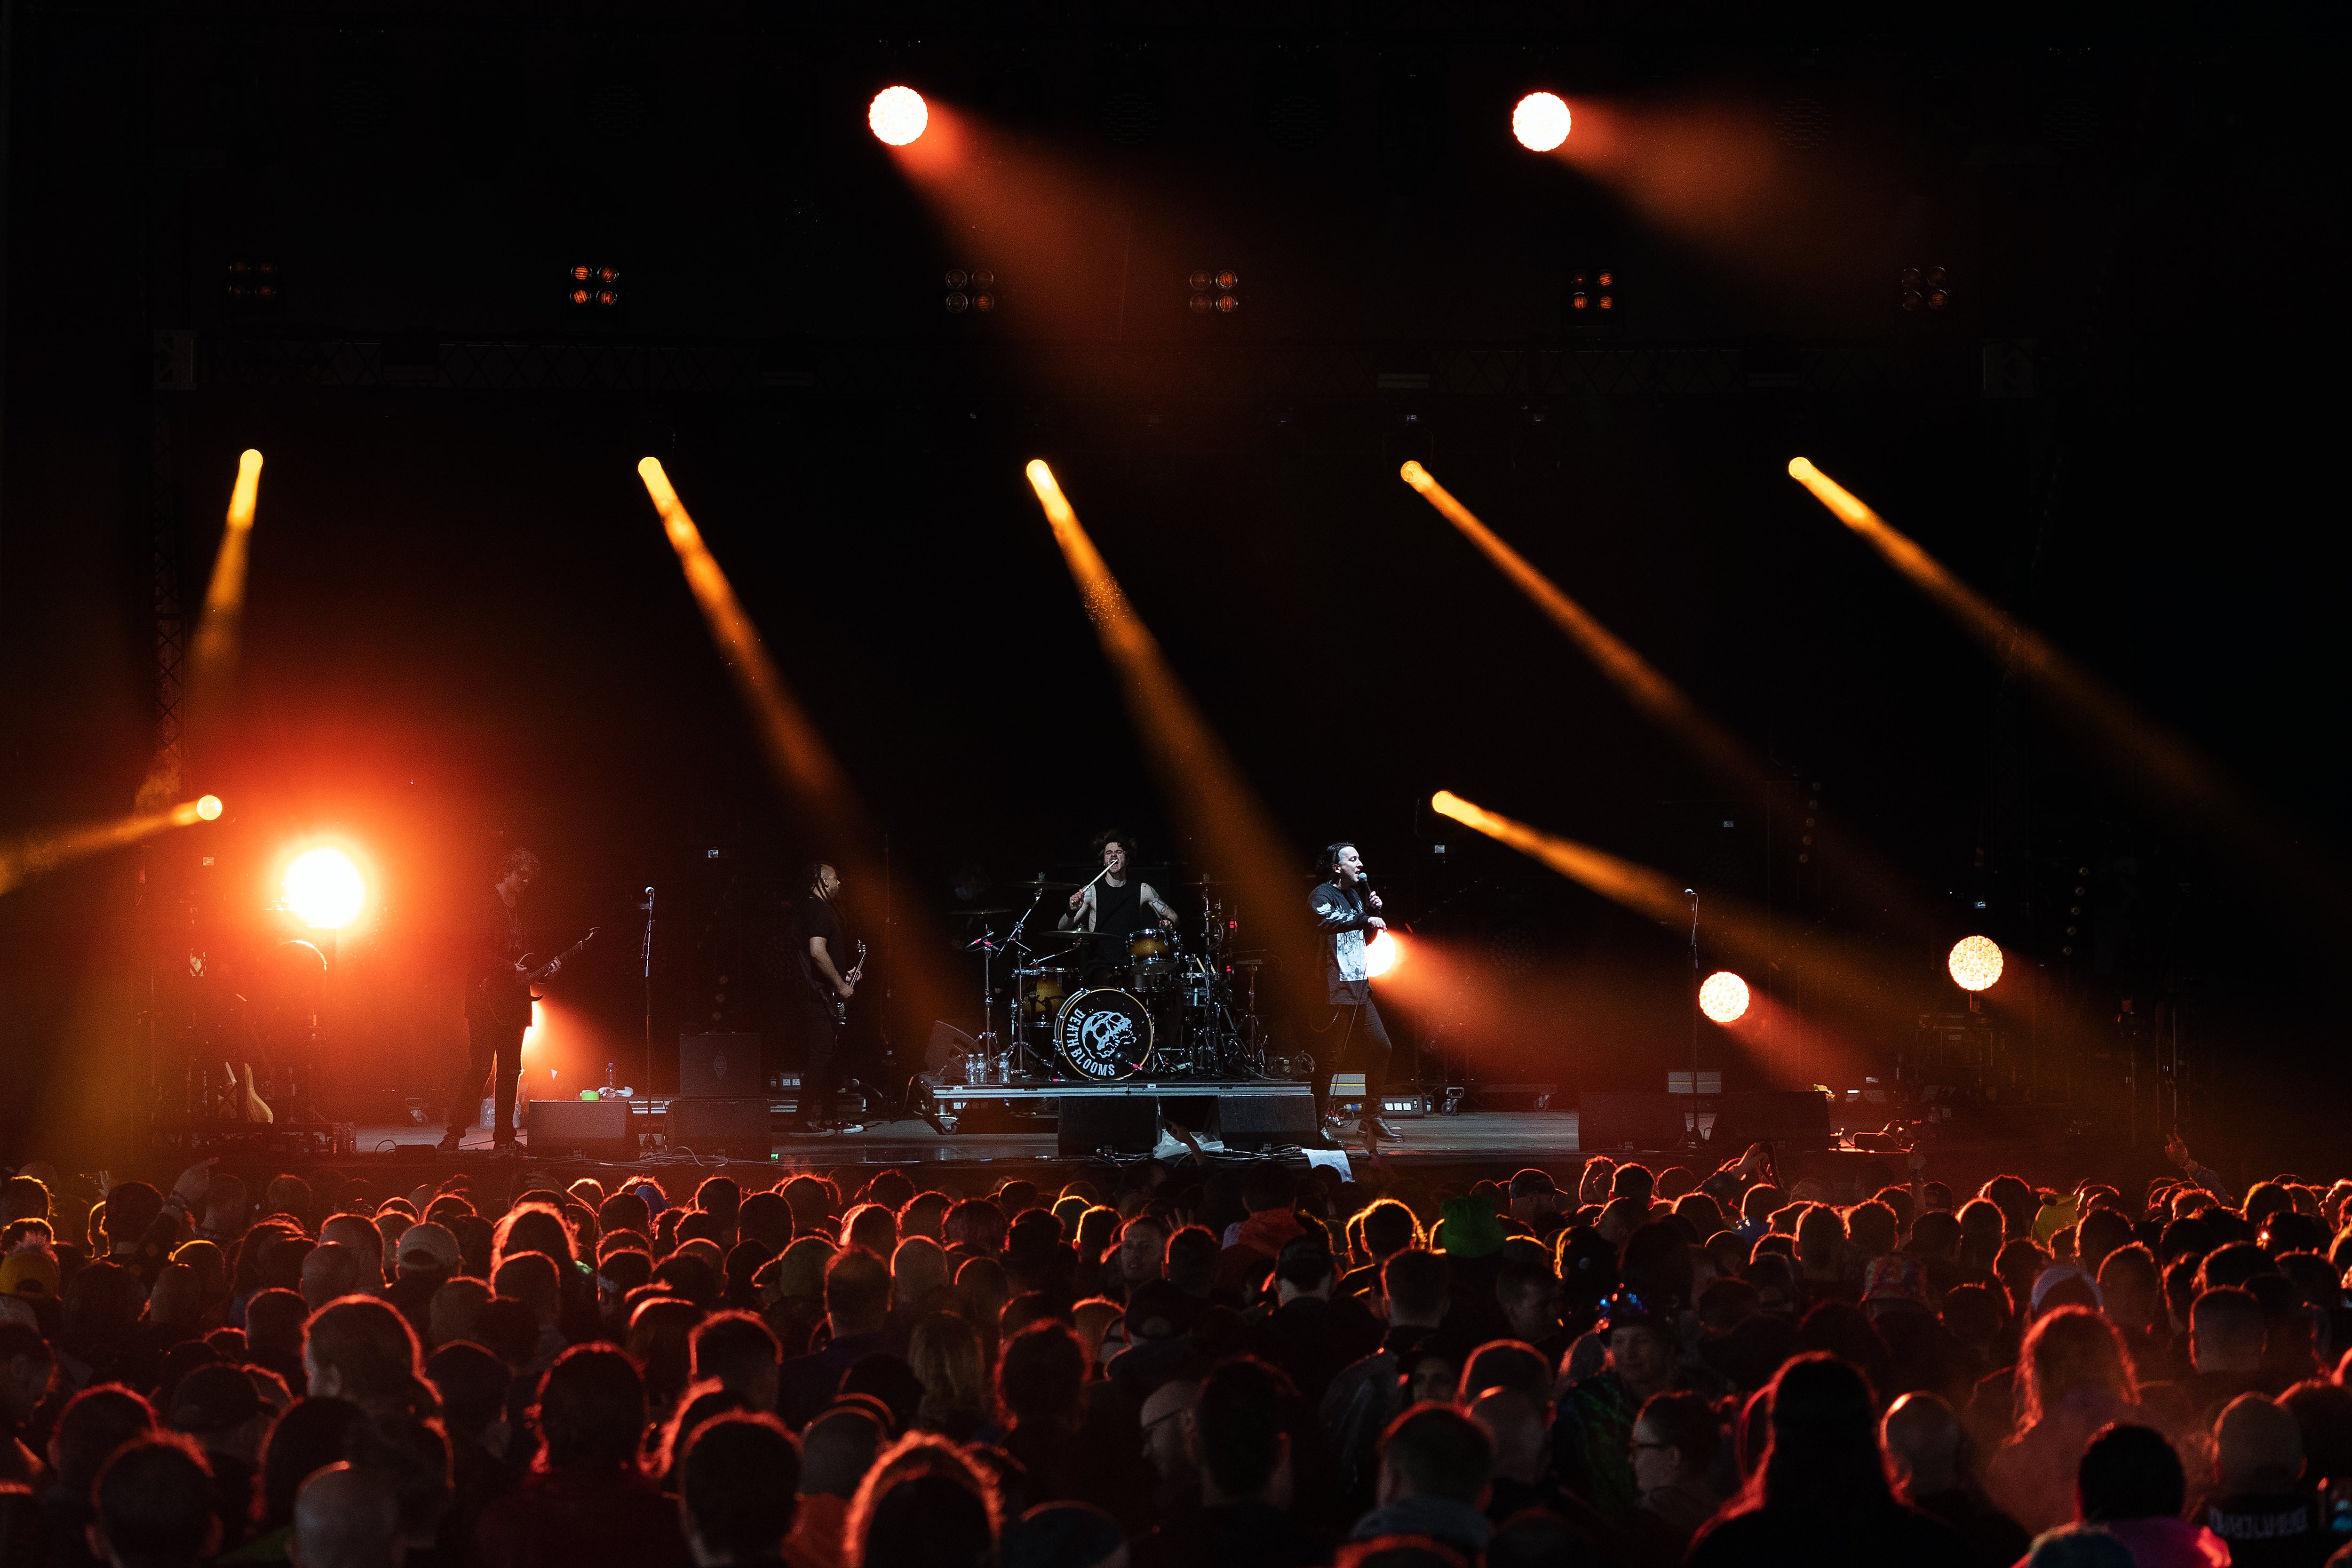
[666,1097,773,1161]
[1056,1097,1160,1157]
[525,1099,636,1162]
[1216,1089,1319,1152]
[679,1033,761,1099]
[1578,1091,1685,1153]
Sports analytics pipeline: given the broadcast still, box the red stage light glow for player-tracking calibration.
[1365,930,1402,978]
[1699,970,1750,1023]
[1513,92,1572,151]
[283,847,366,929]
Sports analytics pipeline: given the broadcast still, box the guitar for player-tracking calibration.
[218,1061,273,1124]
[478,927,600,1028]
[827,940,867,1023]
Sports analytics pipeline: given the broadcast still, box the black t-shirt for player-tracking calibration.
[1093,877,1144,963]
[794,898,845,1008]
[465,885,530,1023]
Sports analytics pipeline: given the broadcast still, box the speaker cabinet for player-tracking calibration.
[679,1033,762,1098]
[1578,1091,1685,1153]
[1216,1090,1319,1152]
[1705,1090,1834,1152]
[526,1099,635,1162]
[666,1097,773,1161]
[1056,1097,1160,1157]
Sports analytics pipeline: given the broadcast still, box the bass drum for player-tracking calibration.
[1054,988,1155,1082]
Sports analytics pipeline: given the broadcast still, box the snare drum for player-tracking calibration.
[1055,988,1155,1081]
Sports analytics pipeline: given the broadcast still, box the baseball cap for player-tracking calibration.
[167,1362,263,1433]
[1123,1279,1201,1341]
[0,1249,60,1299]
[395,1221,461,1271]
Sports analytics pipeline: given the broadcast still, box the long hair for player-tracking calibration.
[844,1431,1001,1568]
[1716,1354,1891,1525]
[491,1203,576,1274]
[906,1312,988,1437]
[2018,1306,2135,1429]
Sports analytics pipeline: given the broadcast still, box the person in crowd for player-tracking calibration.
[1882,1392,2031,1568]
[1133,1358,1324,1568]
[907,1312,989,1442]
[2045,1422,2233,1568]
[784,1404,880,1568]
[1687,1354,1972,1567]
[289,1461,404,1568]
[843,1432,1001,1568]
[90,1434,218,1568]
[1552,1290,1709,1524]
[689,1313,781,1416]
[1349,1404,1494,1563]
[469,1345,691,1568]
[679,1413,800,1568]
[777,1250,894,1429]
[2193,1394,2336,1567]
[1984,1307,2143,1536]
[1626,1389,1725,1553]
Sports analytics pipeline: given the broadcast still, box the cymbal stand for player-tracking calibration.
[965,926,1006,1086]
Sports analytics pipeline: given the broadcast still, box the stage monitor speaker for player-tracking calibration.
[1578,1091,1685,1152]
[526,1099,635,1162]
[666,1098,773,1161]
[927,1020,977,1073]
[1706,1090,1834,1151]
[1056,1097,1160,1157]
[1216,1090,1319,1152]
[680,1033,761,1098]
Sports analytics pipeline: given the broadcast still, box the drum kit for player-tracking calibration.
[952,875,1268,1086]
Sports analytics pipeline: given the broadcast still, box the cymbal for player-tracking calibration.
[948,908,1012,918]
[1017,877,1084,890]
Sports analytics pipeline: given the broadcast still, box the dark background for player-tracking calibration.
[1,2,2344,1168]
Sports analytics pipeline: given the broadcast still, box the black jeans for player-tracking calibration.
[799,1005,846,1126]
[449,1013,525,1138]
[1310,998,1394,1125]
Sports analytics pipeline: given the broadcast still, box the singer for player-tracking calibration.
[1307,841,1398,1151]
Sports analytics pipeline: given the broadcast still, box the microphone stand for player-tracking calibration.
[1687,887,1704,1150]
[640,886,656,1095]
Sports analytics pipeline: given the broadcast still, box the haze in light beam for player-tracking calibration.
[1025,460,1318,1017]
[0,798,222,898]
[1788,456,2338,915]
[143,449,264,810]
[1403,461,1932,931]
[637,458,952,1026]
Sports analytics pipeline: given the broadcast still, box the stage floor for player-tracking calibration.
[351,1108,1597,1171]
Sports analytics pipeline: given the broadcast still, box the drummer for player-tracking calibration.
[1059,829,1179,970]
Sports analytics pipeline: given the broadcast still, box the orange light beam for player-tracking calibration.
[1403,460,1934,931]
[143,449,263,809]
[636,458,951,1027]
[638,458,856,811]
[1025,460,1318,1014]
[1429,788,1949,1023]
[1402,461,1753,785]
[1788,457,2338,907]
[0,797,223,898]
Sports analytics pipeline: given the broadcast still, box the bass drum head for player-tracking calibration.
[1055,988,1154,1081]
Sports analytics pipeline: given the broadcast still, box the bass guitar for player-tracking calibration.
[827,939,867,1024]
[477,926,600,1028]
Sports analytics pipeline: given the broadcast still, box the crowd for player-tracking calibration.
[0,1134,2348,1568]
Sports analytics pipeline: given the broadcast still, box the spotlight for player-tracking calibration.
[869,86,928,146]
[1569,269,1621,321]
[225,257,283,316]
[1699,970,1750,1024]
[1899,264,1950,313]
[1513,91,1572,151]
[196,795,223,822]
[1188,268,1241,316]
[945,267,997,315]
[1365,930,1402,978]
[567,264,622,310]
[1947,935,2003,992]
[283,847,366,930]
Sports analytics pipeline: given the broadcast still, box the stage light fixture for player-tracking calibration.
[1513,91,1572,151]
[225,257,282,315]
[283,847,365,930]
[1569,269,1620,318]
[945,267,997,315]
[196,795,223,821]
[1365,930,1403,978]
[869,86,928,146]
[1900,264,1949,312]
[1188,268,1241,316]
[1699,970,1750,1024]
[1947,935,2003,992]
[567,264,621,310]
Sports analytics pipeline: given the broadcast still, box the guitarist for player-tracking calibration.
[792,860,864,1135]
[440,847,563,1153]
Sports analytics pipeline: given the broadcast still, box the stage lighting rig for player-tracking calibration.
[225,257,282,316]
[869,86,928,146]
[1568,269,1619,318]
[944,268,998,315]
[1187,269,1242,315]
[567,263,623,311]
[1699,970,1750,1024]
[1899,264,1950,313]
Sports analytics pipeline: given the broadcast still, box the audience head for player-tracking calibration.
[680,1412,801,1566]
[1378,1402,1494,1508]
[2190,1286,2265,1375]
[1881,1392,1965,1496]
[92,1433,215,1568]
[826,1246,892,1337]
[534,1345,647,1470]
[1192,1357,1295,1508]
[802,1404,885,1498]
[844,1432,1002,1568]
[2075,1422,2185,1522]
[288,1460,401,1568]
[1001,1501,1125,1568]
[2214,1393,2305,1494]
[2018,1307,2133,1428]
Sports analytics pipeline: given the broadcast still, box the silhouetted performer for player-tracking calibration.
[1308,841,1397,1151]
[442,847,558,1152]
